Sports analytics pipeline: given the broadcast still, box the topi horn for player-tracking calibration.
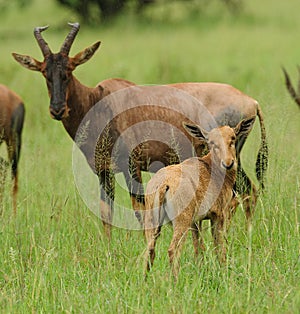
[60,22,80,55]
[33,25,52,57]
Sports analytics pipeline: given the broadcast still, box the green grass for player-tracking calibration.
[0,0,299,313]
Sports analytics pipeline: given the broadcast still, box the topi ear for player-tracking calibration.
[234,116,256,138]
[71,41,101,67]
[183,122,209,141]
[12,53,42,72]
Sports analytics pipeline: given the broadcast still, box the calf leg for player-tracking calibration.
[223,191,240,232]
[144,225,161,273]
[144,203,164,274]
[210,215,227,264]
[191,221,206,258]
[168,222,190,280]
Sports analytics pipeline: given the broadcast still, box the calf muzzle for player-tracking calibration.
[221,160,235,170]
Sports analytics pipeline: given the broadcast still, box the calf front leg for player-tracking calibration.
[191,221,206,258]
[210,215,227,264]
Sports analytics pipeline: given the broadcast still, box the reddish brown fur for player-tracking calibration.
[12,23,267,238]
[144,117,255,279]
[0,84,25,213]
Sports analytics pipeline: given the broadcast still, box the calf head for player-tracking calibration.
[12,23,101,120]
[183,116,255,171]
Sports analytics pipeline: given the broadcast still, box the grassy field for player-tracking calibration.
[0,0,299,313]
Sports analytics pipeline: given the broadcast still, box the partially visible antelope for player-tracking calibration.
[12,23,267,238]
[0,84,25,213]
[144,117,255,279]
[282,66,300,109]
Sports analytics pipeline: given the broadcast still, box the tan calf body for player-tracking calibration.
[144,117,255,279]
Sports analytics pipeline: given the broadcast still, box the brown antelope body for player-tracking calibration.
[144,117,255,279]
[12,23,268,237]
[0,84,25,213]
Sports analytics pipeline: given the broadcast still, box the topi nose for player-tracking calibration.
[50,106,66,120]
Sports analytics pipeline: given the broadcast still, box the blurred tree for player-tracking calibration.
[57,0,94,23]
[56,0,244,24]
[221,0,243,13]
[136,0,155,12]
[56,0,129,23]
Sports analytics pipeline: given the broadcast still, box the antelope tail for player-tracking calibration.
[282,66,300,108]
[255,105,268,191]
[145,184,169,229]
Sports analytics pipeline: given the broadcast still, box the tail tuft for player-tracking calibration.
[255,106,268,191]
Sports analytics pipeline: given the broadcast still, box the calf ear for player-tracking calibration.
[12,53,42,71]
[71,41,101,67]
[183,122,208,141]
[234,116,256,137]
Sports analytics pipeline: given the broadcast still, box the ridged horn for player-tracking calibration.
[60,22,80,55]
[34,25,52,57]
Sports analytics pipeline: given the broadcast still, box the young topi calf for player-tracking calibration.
[144,116,255,279]
[0,84,25,213]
